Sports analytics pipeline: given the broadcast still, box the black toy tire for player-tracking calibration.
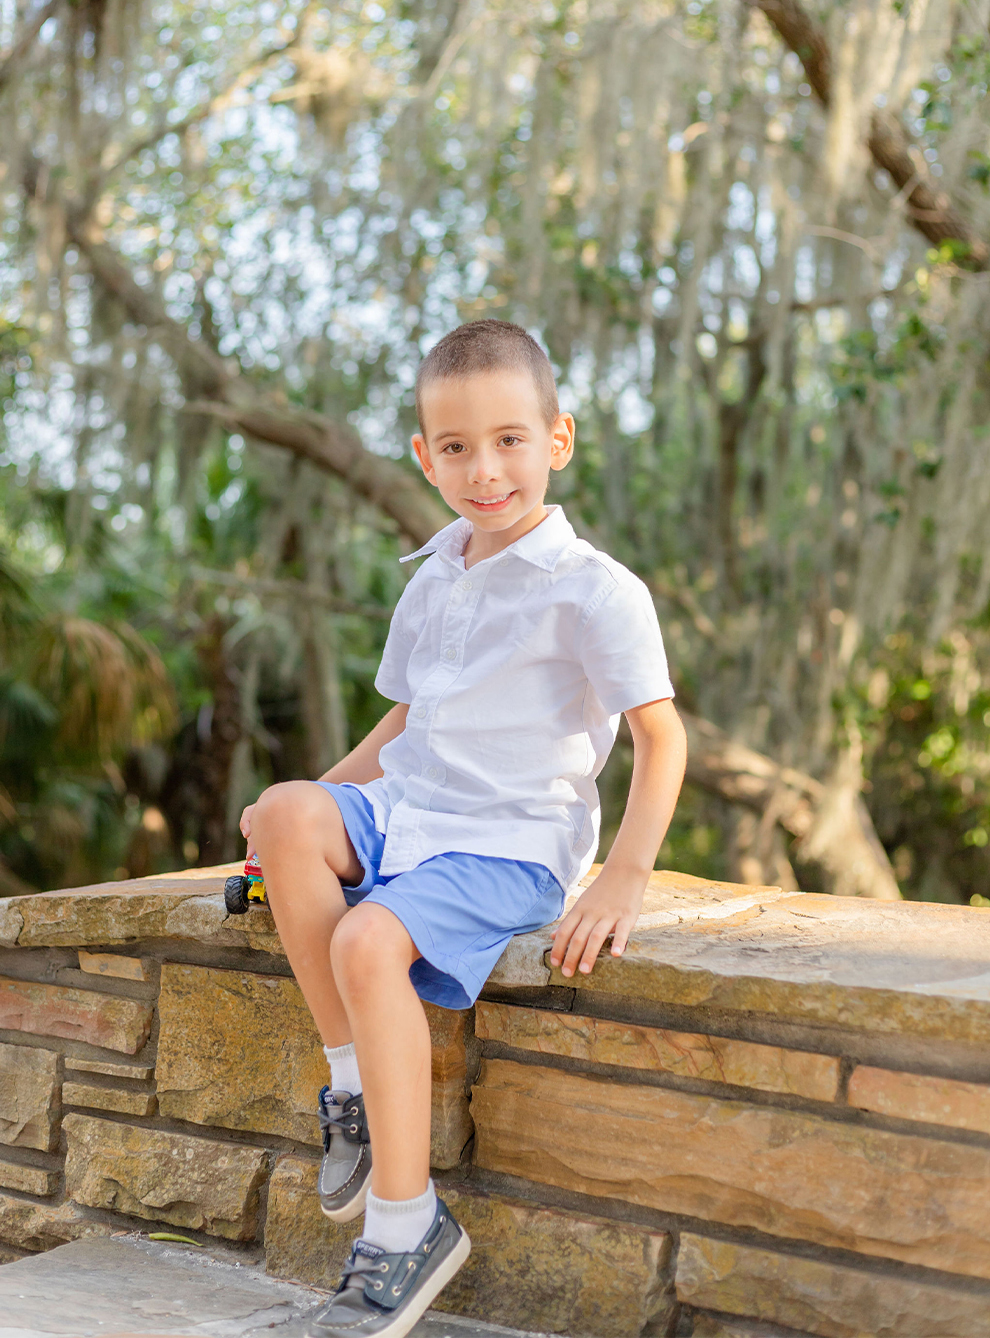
[223,875,251,915]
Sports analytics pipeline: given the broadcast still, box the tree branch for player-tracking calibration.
[96,37,298,186]
[750,0,988,269]
[64,209,449,545]
[681,711,901,899]
[0,0,58,94]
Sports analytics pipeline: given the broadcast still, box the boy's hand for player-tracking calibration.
[548,869,644,978]
[239,803,256,858]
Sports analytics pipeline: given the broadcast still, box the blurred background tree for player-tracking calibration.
[0,0,988,902]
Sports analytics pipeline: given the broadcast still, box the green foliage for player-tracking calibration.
[852,630,990,905]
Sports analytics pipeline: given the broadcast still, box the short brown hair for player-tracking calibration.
[415,320,559,433]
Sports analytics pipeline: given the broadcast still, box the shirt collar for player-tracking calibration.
[400,506,575,572]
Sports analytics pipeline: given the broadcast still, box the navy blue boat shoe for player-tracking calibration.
[306,1196,471,1338]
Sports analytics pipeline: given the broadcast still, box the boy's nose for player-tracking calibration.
[468,450,501,483]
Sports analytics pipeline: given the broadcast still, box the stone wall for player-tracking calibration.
[2,864,990,1337]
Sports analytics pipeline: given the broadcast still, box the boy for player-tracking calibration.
[242,320,687,1338]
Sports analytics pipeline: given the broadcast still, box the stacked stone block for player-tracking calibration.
[1,864,990,1336]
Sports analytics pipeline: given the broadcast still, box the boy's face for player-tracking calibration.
[412,370,574,543]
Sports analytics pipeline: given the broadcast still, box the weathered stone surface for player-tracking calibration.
[77,950,149,982]
[157,963,332,1146]
[0,1160,57,1196]
[0,1234,540,1337]
[540,888,990,1044]
[476,1002,839,1101]
[63,1113,267,1239]
[65,1056,154,1080]
[265,1153,360,1287]
[0,976,152,1054]
[692,1319,802,1338]
[486,869,784,989]
[2,863,285,953]
[676,1234,990,1338]
[433,1184,676,1337]
[0,1043,58,1151]
[157,964,471,1166]
[849,1065,990,1133]
[425,1003,473,1169]
[0,1190,111,1251]
[472,1058,990,1279]
[265,1154,676,1338]
[62,1080,156,1117]
[0,1235,324,1335]
[0,899,23,949]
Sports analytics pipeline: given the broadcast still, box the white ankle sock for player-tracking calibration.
[323,1042,362,1097]
[361,1181,437,1254]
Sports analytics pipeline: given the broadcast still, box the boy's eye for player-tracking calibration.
[442,442,466,454]
[499,435,519,447]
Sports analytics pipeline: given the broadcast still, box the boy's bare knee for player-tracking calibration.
[252,781,327,845]
[331,904,412,992]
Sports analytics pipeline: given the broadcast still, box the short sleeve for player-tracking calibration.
[374,590,417,704]
[578,575,674,715]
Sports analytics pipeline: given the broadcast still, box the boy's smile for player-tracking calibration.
[412,370,574,566]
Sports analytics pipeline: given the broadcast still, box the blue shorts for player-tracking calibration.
[315,781,565,1010]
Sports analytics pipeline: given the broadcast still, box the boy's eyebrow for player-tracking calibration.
[432,422,530,442]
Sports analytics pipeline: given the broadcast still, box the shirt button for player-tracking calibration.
[415,706,427,718]
[444,647,456,660]
[427,766,438,779]
[461,579,473,591]
[498,557,509,567]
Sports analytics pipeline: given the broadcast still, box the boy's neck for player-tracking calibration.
[461,502,550,569]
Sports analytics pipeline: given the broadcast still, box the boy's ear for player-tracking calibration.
[549,413,575,472]
[412,434,438,486]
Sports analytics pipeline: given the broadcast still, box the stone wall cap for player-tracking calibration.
[4,864,990,1042]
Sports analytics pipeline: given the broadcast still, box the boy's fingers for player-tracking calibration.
[560,917,593,976]
[578,920,614,974]
[549,909,581,964]
[610,918,635,956]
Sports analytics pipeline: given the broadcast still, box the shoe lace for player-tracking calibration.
[338,1251,389,1297]
[318,1090,361,1153]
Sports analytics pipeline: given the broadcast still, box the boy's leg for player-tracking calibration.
[308,903,469,1338]
[250,781,363,1048]
[252,782,375,1223]
[330,902,432,1202]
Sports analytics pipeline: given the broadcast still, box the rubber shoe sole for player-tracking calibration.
[320,1173,370,1224]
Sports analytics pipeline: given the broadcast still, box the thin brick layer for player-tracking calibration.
[475,1001,840,1100]
[848,1065,990,1134]
[0,977,152,1054]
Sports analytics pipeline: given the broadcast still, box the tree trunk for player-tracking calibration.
[682,711,901,899]
[194,616,242,867]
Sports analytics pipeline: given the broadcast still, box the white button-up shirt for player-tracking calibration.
[355,506,674,891]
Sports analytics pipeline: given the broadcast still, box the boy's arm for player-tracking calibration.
[239,704,408,854]
[318,703,409,785]
[549,697,687,978]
